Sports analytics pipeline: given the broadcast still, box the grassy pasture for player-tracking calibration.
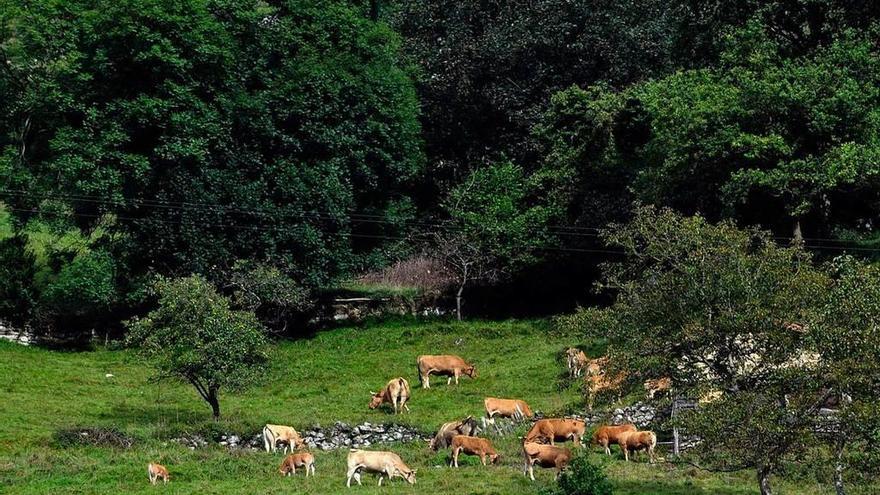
[0,319,867,494]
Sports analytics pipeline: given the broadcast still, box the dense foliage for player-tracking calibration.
[126,275,269,418]
[542,452,613,495]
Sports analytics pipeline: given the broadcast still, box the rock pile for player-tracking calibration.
[301,421,428,450]
[0,321,33,346]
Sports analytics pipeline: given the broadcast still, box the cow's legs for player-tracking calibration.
[648,445,655,463]
[454,369,460,385]
[529,461,536,481]
[378,474,383,486]
[453,447,460,467]
[604,442,611,456]
[481,453,487,466]
[392,395,399,414]
[623,447,630,462]
[402,400,410,413]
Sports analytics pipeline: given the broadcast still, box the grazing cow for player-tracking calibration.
[591,424,637,456]
[585,356,609,376]
[417,354,476,388]
[263,424,304,454]
[483,397,533,433]
[279,452,316,477]
[346,449,417,487]
[565,348,588,377]
[369,377,411,414]
[450,435,500,467]
[522,442,572,480]
[618,430,657,462]
[524,418,586,447]
[585,371,625,411]
[147,462,169,485]
[643,377,672,400]
[430,416,479,450]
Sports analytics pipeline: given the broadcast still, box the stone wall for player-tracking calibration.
[0,320,33,346]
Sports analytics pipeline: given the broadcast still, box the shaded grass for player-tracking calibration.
[0,319,873,494]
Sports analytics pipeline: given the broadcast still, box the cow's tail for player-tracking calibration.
[263,426,274,452]
[649,431,657,448]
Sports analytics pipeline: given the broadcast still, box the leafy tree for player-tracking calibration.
[126,275,268,419]
[564,206,831,495]
[434,161,554,320]
[226,260,312,334]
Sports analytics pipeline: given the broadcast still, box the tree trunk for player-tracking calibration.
[793,218,803,243]
[834,438,846,495]
[456,284,464,322]
[207,387,221,420]
[757,464,773,495]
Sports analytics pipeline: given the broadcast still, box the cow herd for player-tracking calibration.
[146,349,662,487]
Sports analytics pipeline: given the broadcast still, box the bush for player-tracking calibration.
[53,427,135,449]
[542,453,613,495]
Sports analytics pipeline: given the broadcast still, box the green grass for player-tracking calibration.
[0,319,870,494]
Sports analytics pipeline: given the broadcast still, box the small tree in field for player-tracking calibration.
[126,275,269,419]
[435,161,554,320]
[569,206,832,495]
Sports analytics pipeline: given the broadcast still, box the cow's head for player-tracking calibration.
[403,468,417,484]
[368,392,383,409]
[464,365,476,378]
[490,452,501,464]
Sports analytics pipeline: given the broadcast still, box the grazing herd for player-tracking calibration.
[147,349,663,487]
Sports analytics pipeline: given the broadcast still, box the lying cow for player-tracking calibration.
[592,423,637,456]
[522,442,572,480]
[565,347,588,377]
[524,418,586,447]
[346,449,417,486]
[369,377,411,414]
[483,397,533,433]
[279,452,316,477]
[147,462,169,485]
[430,416,479,450]
[417,354,476,388]
[263,424,304,454]
[619,430,657,462]
[643,377,672,400]
[450,435,500,467]
[585,371,625,411]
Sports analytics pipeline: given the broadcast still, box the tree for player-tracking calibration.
[564,206,831,495]
[126,275,268,419]
[434,161,554,320]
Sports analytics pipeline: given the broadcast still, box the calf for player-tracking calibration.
[592,424,637,456]
[619,430,657,463]
[483,397,533,433]
[643,377,672,400]
[147,462,169,485]
[565,347,588,377]
[346,449,417,487]
[279,452,316,477]
[430,416,479,450]
[369,377,411,414]
[417,354,476,388]
[524,418,586,447]
[450,435,500,467]
[522,442,571,480]
[263,424,304,454]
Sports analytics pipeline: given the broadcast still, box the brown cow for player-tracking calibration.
[369,377,411,414]
[619,430,657,463]
[450,435,500,467]
[524,418,586,447]
[346,449,417,486]
[279,452,316,477]
[592,424,637,456]
[417,355,476,388]
[147,462,169,485]
[585,371,625,411]
[430,416,479,450]
[522,442,572,480]
[483,397,533,433]
[644,377,672,400]
[565,348,589,377]
[263,424,304,454]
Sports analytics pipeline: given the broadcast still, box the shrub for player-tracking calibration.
[53,427,135,449]
[542,453,613,495]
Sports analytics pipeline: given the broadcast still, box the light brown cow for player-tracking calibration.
[522,442,572,480]
[585,356,609,376]
[483,397,533,433]
[263,424,304,454]
[592,423,637,456]
[585,371,625,411]
[619,430,657,463]
[430,416,479,450]
[524,418,586,447]
[450,435,500,467]
[147,462,169,485]
[369,377,411,414]
[346,449,417,486]
[644,377,672,400]
[417,354,476,388]
[565,347,588,377]
[279,452,316,477]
